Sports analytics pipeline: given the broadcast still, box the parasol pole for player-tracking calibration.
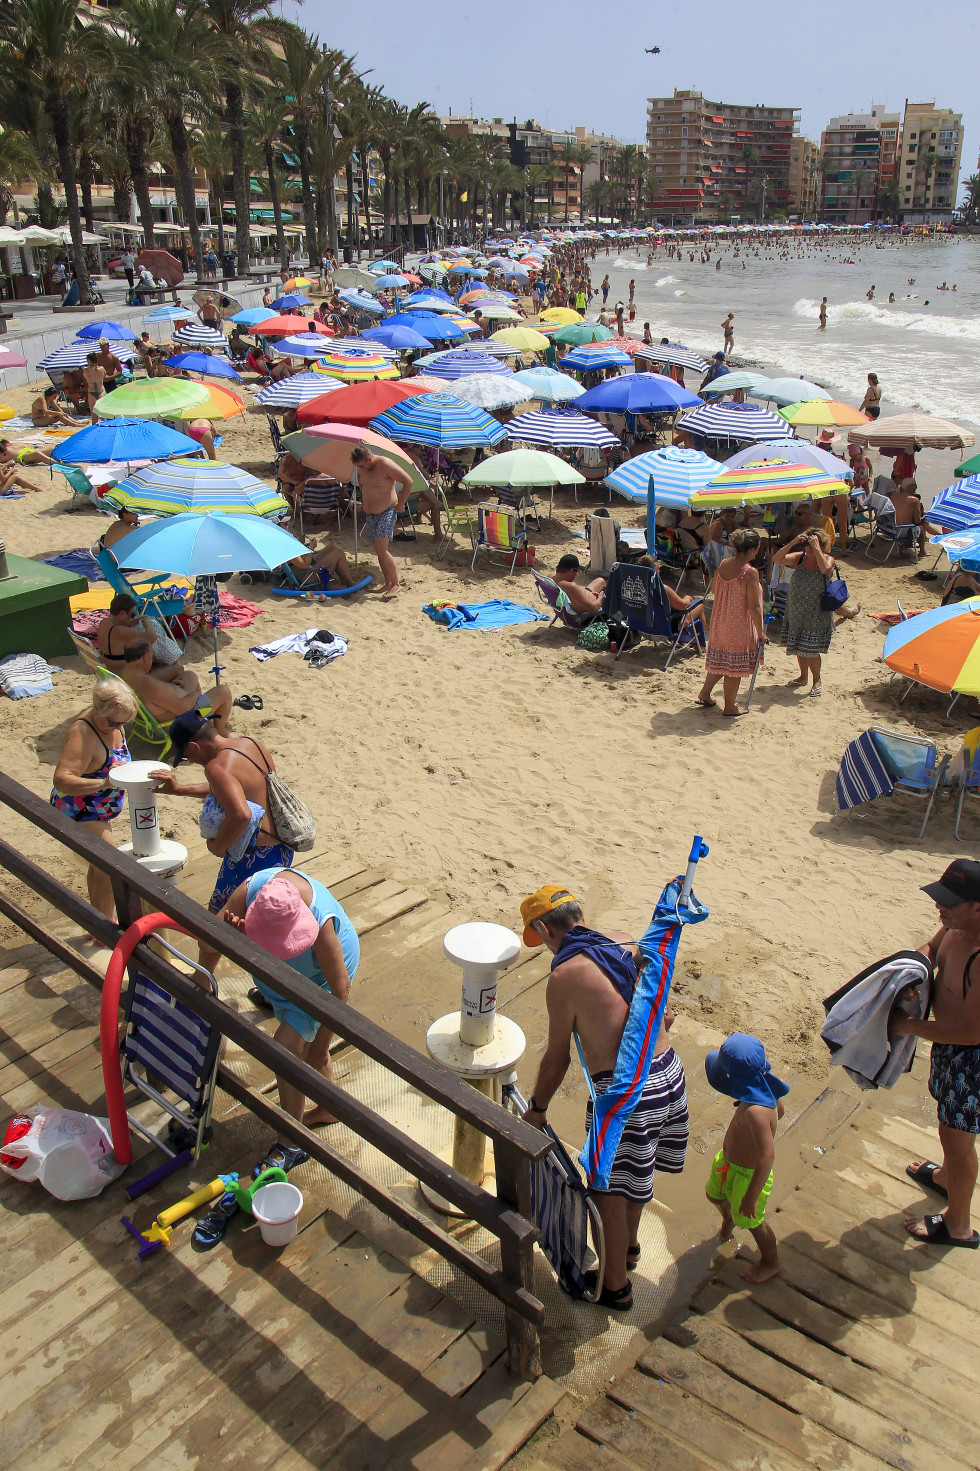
[351,463,359,566]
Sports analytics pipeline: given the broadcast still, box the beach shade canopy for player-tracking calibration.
[954,453,980,479]
[359,323,433,352]
[271,293,312,311]
[0,345,29,369]
[678,401,796,443]
[272,333,335,359]
[192,290,242,318]
[848,412,976,452]
[922,476,980,531]
[163,352,243,382]
[698,370,768,396]
[751,377,835,406]
[283,424,428,497]
[462,448,585,489]
[254,372,343,410]
[511,366,585,403]
[780,399,870,427]
[144,305,196,323]
[172,323,228,352]
[505,407,620,450]
[172,383,246,421]
[380,312,467,343]
[577,374,701,414]
[690,458,851,509]
[490,326,550,352]
[560,344,634,371]
[39,342,138,372]
[94,377,210,419]
[136,249,183,287]
[75,320,134,341]
[551,321,613,346]
[107,459,288,520]
[450,373,530,411]
[539,308,583,325]
[51,418,193,465]
[371,392,507,448]
[420,351,513,380]
[883,597,980,695]
[113,511,307,578]
[634,343,710,374]
[369,260,401,272]
[254,315,326,338]
[230,308,278,328]
[723,439,853,478]
[604,445,723,507]
[296,379,433,428]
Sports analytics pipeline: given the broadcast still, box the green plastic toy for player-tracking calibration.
[230,1166,288,1213]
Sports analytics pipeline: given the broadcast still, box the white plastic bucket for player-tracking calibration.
[250,1182,303,1246]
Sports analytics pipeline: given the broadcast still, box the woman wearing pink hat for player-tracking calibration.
[222,867,359,1127]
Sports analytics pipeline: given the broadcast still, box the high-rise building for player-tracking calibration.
[788,137,821,218]
[896,102,963,221]
[646,89,800,223]
[820,113,885,224]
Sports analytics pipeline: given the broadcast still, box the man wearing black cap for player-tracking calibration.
[889,861,980,1248]
[699,352,730,393]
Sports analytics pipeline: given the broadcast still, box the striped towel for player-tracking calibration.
[0,653,61,700]
[835,732,894,812]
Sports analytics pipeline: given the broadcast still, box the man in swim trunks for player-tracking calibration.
[153,713,296,970]
[121,639,232,732]
[890,861,980,1248]
[519,886,689,1311]
[349,443,414,595]
[95,339,125,392]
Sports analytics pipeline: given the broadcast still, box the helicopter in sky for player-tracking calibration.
[644,46,661,53]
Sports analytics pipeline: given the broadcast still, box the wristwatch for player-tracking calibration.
[527,1095,547,1115]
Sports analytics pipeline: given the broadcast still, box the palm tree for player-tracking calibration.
[613,144,642,223]
[642,163,662,219]
[192,127,229,261]
[913,152,937,210]
[556,140,576,223]
[343,79,385,258]
[525,162,554,225]
[959,172,980,226]
[584,176,612,224]
[571,144,593,220]
[249,98,290,272]
[873,176,901,222]
[276,22,335,267]
[4,0,108,303]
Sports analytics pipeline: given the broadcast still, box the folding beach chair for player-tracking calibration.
[436,484,475,561]
[533,573,586,632]
[495,484,542,531]
[68,630,174,759]
[95,547,187,636]
[470,504,527,574]
[54,465,98,512]
[653,529,704,590]
[836,726,949,838]
[297,479,345,538]
[864,492,919,564]
[947,734,980,842]
[601,561,705,668]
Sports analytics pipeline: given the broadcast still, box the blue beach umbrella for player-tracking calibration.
[419,351,513,380]
[560,344,634,372]
[381,313,467,343]
[511,367,585,403]
[40,341,138,372]
[145,305,197,323]
[604,446,724,506]
[505,408,619,450]
[76,320,136,341]
[108,460,288,520]
[113,510,307,578]
[370,260,400,272]
[271,293,313,311]
[163,352,243,382]
[370,273,411,290]
[577,374,701,414]
[337,289,384,313]
[255,372,344,409]
[678,401,795,443]
[370,392,507,448]
[231,308,278,327]
[51,417,194,465]
[360,323,434,352]
[274,333,334,359]
[402,289,455,308]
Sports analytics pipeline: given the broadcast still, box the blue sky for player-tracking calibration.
[286,0,978,201]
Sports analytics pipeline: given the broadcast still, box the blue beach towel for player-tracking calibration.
[42,549,105,581]
[423,599,548,631]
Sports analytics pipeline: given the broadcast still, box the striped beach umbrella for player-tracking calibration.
[371,392,507,448]
[106,459,288,519]
[337,289,384,313]
[699,370,767,397]
[273,333,337,359]
[94,378,210,419]
[922,476,980,532]
[144,305,197,323]
[313,352,399,383]
[723,440,854,479]
[450,374,530,411]
[254,372,345,410]
[883,599,980,695]
[171,323,228,352]
[678,401,795,443]
[560,344,634,371]
[505,408,619,450]
[39,341,138,372]
[420,351,513,380]
[468,302,520,322]
[690,459,850,509]
[635,343,710,374]
[604,446,723,507]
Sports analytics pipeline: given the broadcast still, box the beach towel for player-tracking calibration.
[0,490,24,500]
[0,653,61,700]
[821,951,931,1089]
[578,876,708,1192]
[423,599,547,631]
[199,793,265,863]
[249,627,347,664]
[835,731,895,813]
[42,549,105,581]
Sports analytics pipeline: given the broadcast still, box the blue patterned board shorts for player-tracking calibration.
[363,506,397,542]
[929,1043,980,1134]
[209,840,294,912]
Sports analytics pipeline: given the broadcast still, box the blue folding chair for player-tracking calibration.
[602,560,705,668]
[95,546,187,635]
[838,725,950,838]
[949,738,980,842]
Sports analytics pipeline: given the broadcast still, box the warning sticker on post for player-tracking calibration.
[134,806,158,830]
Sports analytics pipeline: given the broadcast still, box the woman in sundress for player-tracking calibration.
[772,527,837,697]
[697,527,767,718]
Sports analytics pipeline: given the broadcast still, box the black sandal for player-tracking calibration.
[252,1141,309,1178]
[247,986,274,1010]
[583,1269,633,1311]
[233,695,255,710]
[250,695,264,710]
[192,1190,240,1250]
[626,1243,641,1270]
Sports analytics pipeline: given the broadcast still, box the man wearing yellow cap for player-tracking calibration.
[518,885,688,1311]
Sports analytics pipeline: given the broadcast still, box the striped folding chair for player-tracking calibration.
[836,726,949,838]
[297,480,345,538]
[470,504,527,575]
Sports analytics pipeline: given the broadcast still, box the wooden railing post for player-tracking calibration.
[494,1138,542,1381]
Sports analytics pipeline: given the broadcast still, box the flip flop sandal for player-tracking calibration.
[250,695,264,710]
[583,1268,633,1311]
[192,1190,241,1250]
[233,695,255,710]
[905,1161,948,1198]
[907,1213,979,1248]
[251,1141,309,1179]
[247,986,274,1009]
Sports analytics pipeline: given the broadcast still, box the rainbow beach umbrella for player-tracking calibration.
[313,352,399,382]
[883,599,980,695]
[780,400,870,428]
[690,458,850,508]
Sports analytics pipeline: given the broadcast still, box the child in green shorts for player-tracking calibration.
[704,1032,788,1283]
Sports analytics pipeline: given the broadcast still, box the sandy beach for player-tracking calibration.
[0,257,973,1091]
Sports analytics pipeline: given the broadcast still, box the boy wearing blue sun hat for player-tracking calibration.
[704,1033,789,1283]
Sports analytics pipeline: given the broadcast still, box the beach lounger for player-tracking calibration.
[470,505,527,575]
[68,630,174,760]
[533,573,586,632]
[835,726,948,838]
[601,561,705,668]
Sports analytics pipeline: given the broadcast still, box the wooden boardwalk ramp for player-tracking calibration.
[524,1052,979,1471]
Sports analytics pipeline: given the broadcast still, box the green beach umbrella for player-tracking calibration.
[461,448,585,489]
[94,378,210,419]
[955,453,980,479]
[552,322,614,347]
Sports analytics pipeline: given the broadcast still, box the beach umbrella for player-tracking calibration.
[51,418,194,465]
[313,353,399,382]
[491,326,550,352]
[369,259,400,272]
[506,408,619,450]
[39,342,138,372]
[370,273,411,291]
[283,276,314,290]
[107,459,288,519]
[450,374,530,412]
[690,459,850,509]
[371,392,507,448]
[467,302,520,322]
[172,323,228,352]
[780,400,870,428]
[144,305,196,323]
[136,249,183,287]
[462,448,585,490]
[559,344,634,371]
[172,383,246,421]
[923,477,980,533]
[447,263,479,276]
[883,598,980,695]
[254,315,325,338]
[677,401,795,443]
[928,528,980,569]
[271,293,312,311]
[283,425,426,495]
[604,446,723,507]
[635,343,710,374]
[0,345,28,370]
[954,453,980,479]
[230,308,278,328]
[254,372,344,410]
[401,292,458,312]
[445,339,516,359]
[337,288,384,313]
[318,340,398,359]
[163,352,243,382]
[723,440,853,479]
[192,289,242,318]
[512,367,585,403]
[751,377,834,406]
[848,412,976,452]
[273,333,336,359]
[75,320,134,341]
[114,510,307,577]
[418,262,448,281]
[295,379,433,428]
[539,308,583,325]
[359,323,433,352]
[420,351,513,380]
[552,321,613,346]
[380,313,467,343]
[332,267,378,290]
[699,370,767,396]
[577,374,701,414]
[94,378,210,419]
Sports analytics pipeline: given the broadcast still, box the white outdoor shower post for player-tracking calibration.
[111,761,187,879]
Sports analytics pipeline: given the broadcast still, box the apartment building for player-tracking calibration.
[508,122,585,219]
[788,136,821,217]
[896,102,963,222]
[820,112,893,224]
[646,89,799,223]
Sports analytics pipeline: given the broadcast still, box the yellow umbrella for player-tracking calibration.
[780,400,870,427]
[173,384,247,420]
[539,307,583,325]
[284,276,314,290]
[491,326,550,351]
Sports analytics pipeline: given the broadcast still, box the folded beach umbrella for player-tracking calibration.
[604,446,723,507]
[40,342,138,372]
[634,343,710,374]
[511,366,585,404]
[254,372,343,410]
[560,344,634,372]
[462,448,585,490]
[678,401,795,443]
[359,323,433,352]
[883,597,980,695]
[505,407,619,450]
[450,374,529,412]
[577,374,701,414]
[51,418,194,465]
[420,351,513,380]
[371,392,507,448]
[114,511,307,578]
[751,377,834,406]
[780,400,870,427]
[296,378,433,428]
[107,459,288,520]
[552,321,613,347]
[94,378,210,419]
[690,458,850,509]
[75,320,134,341]
[163,352,243,382]
[271,293,312,311]
[723,439,853,478]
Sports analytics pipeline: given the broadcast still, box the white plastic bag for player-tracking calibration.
[1,1106,126,1200]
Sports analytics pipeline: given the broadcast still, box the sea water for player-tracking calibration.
[604,236,980,431]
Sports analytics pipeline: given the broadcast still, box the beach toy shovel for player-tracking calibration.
[250,1181,304,1245]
